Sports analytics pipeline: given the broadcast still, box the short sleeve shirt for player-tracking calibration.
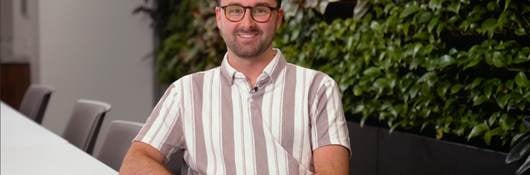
[135,49,350,175]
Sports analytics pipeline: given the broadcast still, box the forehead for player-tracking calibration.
[219,0,278,6]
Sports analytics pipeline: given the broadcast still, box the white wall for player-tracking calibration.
[0,0,14,61]
[38,0,155,153]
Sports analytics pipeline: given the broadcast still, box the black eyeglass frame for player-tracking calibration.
[219,5,279,23]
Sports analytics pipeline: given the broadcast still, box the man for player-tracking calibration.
[120,0,350,174]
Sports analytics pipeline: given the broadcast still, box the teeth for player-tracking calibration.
[237,33,257,38]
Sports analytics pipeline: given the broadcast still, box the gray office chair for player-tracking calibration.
[63,99,111,154]
[19,85,54,124]
[166,149,185,174]
[95,120,143,170]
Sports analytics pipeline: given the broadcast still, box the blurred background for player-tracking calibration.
[1,0,155,154]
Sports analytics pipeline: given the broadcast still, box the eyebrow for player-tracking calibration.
[224,2,277,7]
[255,2,276,7]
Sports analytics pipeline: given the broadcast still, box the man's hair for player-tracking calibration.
[215,0,283,7]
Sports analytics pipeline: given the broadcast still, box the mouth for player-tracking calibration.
[235,32,259,40]
[234,27,261,41]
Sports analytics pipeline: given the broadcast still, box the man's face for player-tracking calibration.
[216,0,283,59]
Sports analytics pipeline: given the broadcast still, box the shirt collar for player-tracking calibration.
[221,48,286,86]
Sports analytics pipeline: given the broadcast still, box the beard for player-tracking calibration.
[225,26,273,59]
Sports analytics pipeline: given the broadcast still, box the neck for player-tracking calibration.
[227,48,276,87]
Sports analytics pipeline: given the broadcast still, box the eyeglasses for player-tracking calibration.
[220,5,278,23]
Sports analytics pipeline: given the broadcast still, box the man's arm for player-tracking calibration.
[119,141,172,175]
[313,145,350,175]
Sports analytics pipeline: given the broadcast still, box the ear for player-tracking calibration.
[275,9,284,30]
[215,7,222,28]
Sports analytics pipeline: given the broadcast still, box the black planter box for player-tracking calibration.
[347,121,519,175]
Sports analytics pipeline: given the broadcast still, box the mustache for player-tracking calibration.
[234,26,261,34]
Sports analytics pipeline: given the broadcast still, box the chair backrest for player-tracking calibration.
[63,99,111,154]
[166,149,185,174]
[19,85,54,124]
[95,120,143,170]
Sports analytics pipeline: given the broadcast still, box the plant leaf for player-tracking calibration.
[497,95,510,109]
[428,16,439,32]
[451,84,463,94]
[473,95,488,106]
[507,134,530,163]
[516,155,530,175]
[467,122,489,140]
[439,55,455,68]
[481,18,497,38]
[500,114,515,131]
[363,67,381,77]
[400,4,420,19]
[515,72,530,88]
[484,127,503,145]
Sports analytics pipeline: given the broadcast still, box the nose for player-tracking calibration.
[239,8,256,28]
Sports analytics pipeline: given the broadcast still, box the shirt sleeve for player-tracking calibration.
[310,76,351,153]
[134,81,185,158]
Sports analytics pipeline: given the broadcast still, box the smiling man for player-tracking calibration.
[120,0,350,174]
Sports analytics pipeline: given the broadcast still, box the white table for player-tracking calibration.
[1,102,117,175]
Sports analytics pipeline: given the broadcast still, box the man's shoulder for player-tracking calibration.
[287,63,335,83]
[169,66,222,85]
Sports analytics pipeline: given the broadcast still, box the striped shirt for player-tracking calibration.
[135,49,350,175]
